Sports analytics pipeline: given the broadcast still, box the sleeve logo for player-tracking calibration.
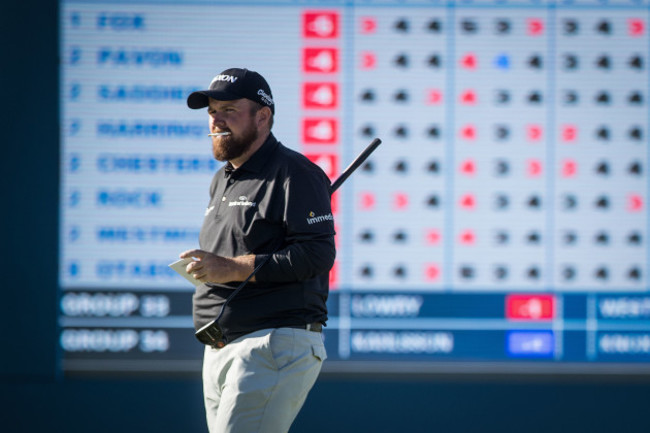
[306,211,334,225]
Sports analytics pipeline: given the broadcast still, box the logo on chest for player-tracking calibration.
[229,195,257,208]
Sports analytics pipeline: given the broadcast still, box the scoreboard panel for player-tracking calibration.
[60,0,650,374]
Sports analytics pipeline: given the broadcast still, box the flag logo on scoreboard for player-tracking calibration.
[303,47,339,73]
[303,82,339,109]
[303,11,339,39]
[506,294,555,320]
[302,118,338,144]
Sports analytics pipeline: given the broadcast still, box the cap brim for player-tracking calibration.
[187,90,241,109]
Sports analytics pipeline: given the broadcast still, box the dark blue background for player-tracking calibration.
[2,1,649,432]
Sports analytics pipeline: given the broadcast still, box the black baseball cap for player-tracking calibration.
[187,68,275,113]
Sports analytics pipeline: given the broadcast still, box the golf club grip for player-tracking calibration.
[330,138,382,193]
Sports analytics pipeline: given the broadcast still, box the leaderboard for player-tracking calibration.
[60,0,650,373]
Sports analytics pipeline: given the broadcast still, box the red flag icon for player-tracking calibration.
[303,11,340,38]
[302,118,338,144]
[303,83,338,109]
[506,294,555,320]
[303,47,339,73]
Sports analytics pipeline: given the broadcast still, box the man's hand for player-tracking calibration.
[180,249,256,284]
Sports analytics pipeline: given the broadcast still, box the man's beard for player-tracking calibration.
[212,122,258,162]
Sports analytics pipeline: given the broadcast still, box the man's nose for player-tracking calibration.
[210,112,225,125]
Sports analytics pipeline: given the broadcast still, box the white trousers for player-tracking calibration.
[202,327,327,433]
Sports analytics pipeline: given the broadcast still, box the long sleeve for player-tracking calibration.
[254,160,336,283]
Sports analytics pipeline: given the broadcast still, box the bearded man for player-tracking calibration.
[179,68,335,433]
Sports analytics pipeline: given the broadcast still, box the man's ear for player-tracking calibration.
[256,106,272,128]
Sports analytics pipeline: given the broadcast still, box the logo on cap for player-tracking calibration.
[257,89,274,106]
[187,68,274,113]
[211,74,238,86]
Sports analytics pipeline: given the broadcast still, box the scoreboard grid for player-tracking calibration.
[59,0,650,374]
